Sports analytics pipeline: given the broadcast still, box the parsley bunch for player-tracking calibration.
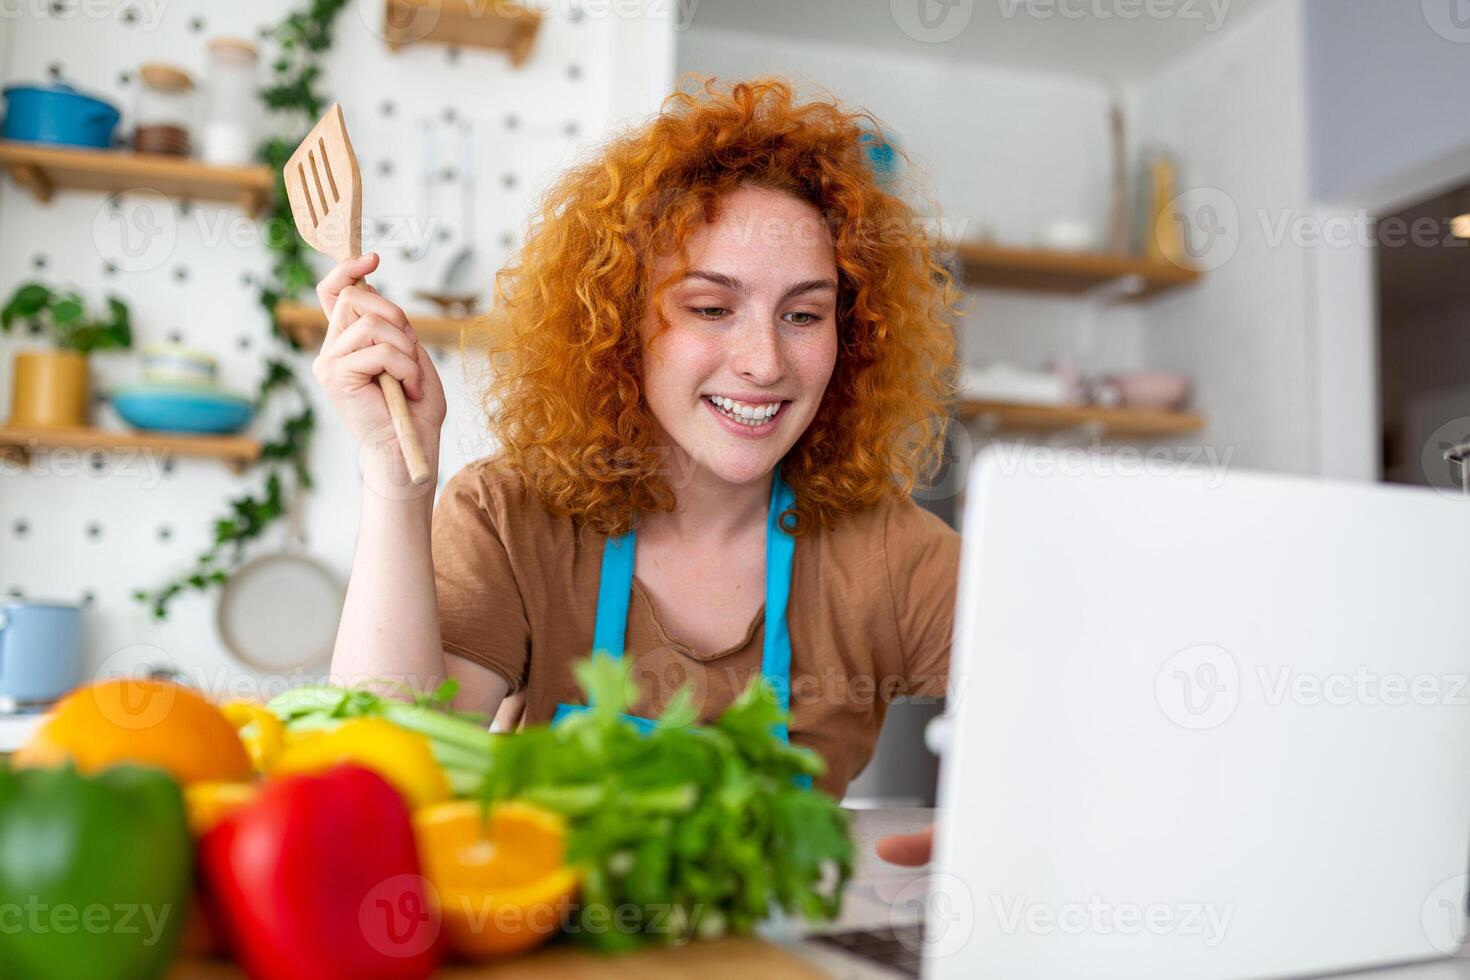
[479,655,853,951]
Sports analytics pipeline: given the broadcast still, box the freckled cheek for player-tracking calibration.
[646,332,725,401]
[790,331,839,395]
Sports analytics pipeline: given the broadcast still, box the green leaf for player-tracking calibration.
[1,282,50,330]
[50,297,83,325]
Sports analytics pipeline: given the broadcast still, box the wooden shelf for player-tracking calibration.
[956,400,1204,437]
[383,0,543,66]
[949,241,1201,301]
[275,301,475,349]
[0,140,274,216]
[0,425,262,472]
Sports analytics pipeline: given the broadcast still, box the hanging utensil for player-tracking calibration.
[403,116,436,262]
[216,490,342,672]
[440,118,476,294]
[282,103,432,485]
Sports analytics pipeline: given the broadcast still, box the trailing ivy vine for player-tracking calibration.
[134,0,349,620]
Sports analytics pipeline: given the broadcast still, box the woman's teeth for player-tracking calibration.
[707,396,781,427]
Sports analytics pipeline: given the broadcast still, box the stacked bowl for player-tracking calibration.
[112,345,253,435]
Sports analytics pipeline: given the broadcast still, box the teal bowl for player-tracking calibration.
[112,384,253,435]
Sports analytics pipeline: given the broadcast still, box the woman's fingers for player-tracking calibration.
[325,284,416,347]
[329,344,423,400]
[324,313,417,363]
[315,253,379,317]
[874,825,935,867]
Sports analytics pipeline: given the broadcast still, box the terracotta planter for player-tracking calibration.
[8,350,89,429]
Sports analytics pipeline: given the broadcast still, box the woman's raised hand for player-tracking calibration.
[311,253,447,485]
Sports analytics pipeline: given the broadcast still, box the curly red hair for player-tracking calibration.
[469,74,962,536]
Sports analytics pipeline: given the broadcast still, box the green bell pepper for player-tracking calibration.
[0,762,192,979]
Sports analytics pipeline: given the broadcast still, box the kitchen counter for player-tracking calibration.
[168,807,935,979]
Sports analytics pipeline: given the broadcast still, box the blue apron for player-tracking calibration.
[551,465,799,746]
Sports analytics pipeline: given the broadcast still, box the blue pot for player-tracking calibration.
[2,83,121,148]
[0,602,83,709]
[112,383,254,436]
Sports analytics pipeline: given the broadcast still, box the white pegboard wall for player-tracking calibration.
[0,0,672,696]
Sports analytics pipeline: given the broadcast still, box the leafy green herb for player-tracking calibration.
[479,655,853,951]
[0,282,132,355]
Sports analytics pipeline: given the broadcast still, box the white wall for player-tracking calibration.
[0,2,671,693]
[1133,0,1317,474]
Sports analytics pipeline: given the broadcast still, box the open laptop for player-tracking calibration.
[788,445,1470,978]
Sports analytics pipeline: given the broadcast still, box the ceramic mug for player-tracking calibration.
[0,601,84,712]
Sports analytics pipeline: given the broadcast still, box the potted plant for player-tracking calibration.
[1,282,132,429]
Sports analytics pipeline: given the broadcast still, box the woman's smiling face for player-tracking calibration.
[641,184,839,488]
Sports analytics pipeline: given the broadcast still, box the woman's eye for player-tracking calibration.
[689,307,728,319]
[785,311,822,326]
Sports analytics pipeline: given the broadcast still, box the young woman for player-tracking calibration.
[312,76,962,804]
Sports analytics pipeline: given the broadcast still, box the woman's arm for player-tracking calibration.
[312,253,509,716]
[328,466,509,715]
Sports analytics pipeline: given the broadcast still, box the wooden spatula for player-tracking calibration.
[283,103,432,486]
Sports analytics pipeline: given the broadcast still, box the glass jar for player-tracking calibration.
[201,38,260,166]
[134,63,194,156]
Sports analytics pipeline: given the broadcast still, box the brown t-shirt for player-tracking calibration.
[432,456,961,798]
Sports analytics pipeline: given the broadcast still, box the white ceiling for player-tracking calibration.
[682,0,1271,81]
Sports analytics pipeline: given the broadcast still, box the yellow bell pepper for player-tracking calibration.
[273,717,451,809]
[220,700,286,774]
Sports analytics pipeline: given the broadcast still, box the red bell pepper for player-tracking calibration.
[198,764,442,980]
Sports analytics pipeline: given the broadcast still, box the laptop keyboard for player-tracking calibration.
[812,923,925,977]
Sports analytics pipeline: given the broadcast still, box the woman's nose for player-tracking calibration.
[730,320,784,385]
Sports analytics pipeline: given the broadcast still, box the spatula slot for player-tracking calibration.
[308,151,330,218]
[297,162,318,227]
[319,137,340,203]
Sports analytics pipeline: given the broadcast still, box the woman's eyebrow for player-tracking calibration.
[681,270,837,301]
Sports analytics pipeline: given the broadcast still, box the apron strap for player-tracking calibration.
[592,529,636,658]
[761,465,797,730]
[587,464,799,750]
